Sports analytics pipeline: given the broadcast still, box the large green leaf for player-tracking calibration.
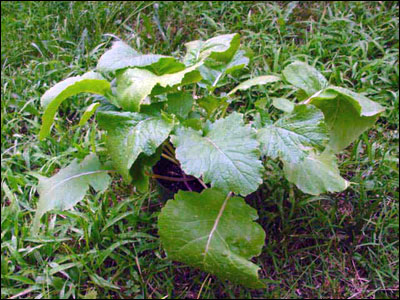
[257,104,329,163]
[97,111,174,181]
[97,41,140,72]
[39,71,111,140]
[283,151,350,195]
[158,189,266,288]
[97,41,185,74]
[308,86,385,152]
[171,113,262,196]
[228,75,281,95]
[32,154,111,233]
[183,33,240,65]
[115,64,201,112]
[282,61,328,97]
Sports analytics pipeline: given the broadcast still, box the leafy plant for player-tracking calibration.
[33,33,384,288]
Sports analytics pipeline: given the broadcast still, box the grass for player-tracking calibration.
[1,1,399,298]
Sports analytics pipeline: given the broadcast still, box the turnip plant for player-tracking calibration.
[33,33,384,288]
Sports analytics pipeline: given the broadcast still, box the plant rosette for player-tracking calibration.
[33,33,384,288]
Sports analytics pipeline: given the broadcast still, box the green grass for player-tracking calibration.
[1,1,399,298]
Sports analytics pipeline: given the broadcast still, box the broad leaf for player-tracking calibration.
[283,151,350,195]
[97,111,174,181]
[32,154,111,233]
[183,33,240,65]
[272,98,294,113]
[308,86,385,152]
[39,71,111,140]
[166,92,194,119]
[171,113,263,195]
[228,75,281,95]
[115,64,201,112]
[158,189,266,288]
[97,41,185,74]
[282,61,328,97]
[257,104,329,163]
[198,50,250,89]
[97,41,140,72]
[78,102,100,126]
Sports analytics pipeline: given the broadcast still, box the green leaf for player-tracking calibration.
[181,118,203,131]
[5,275,35,285]
[145,57,187,76]
[166,92,194,119]
[97,41,185,74]
[97,97,120,112]
[90,274,120,290]
[39,71,111,140]
[257,104,329,163]
[224,50,250,74]
[183,33,240,65]
[130,147,162,193]
[97,111,174,181]
[197,65,227,90]
[283,151,350,195]
[197,95,228,117]
[158,189,266,288]
[171,113,263,195]
[139,102,165,116]
[115,64,201,112]
[254,98,269,110]
[78,102,100,126]
[282,61,384,152]
[228,75,281,95]
[282,61,328,97]
[308,86,385,152]
[198,50,250,89]
[97,41,139,72]
[130,160,150,193]
[272,98,294,113]
[32,154,111,233]
[295,88,309,101]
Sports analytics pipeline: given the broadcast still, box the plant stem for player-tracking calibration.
[163,141,176,156]
[220,102,229,119]
[182,173,193,191]
[197,177,208,189]
[212,72,223,88]
[162,146,174,158]
[151,174,196,182]
[161,153,180,165]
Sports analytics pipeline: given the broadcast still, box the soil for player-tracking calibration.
[152,155,206,194]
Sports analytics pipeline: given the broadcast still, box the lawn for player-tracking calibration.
[1,1,399,299]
